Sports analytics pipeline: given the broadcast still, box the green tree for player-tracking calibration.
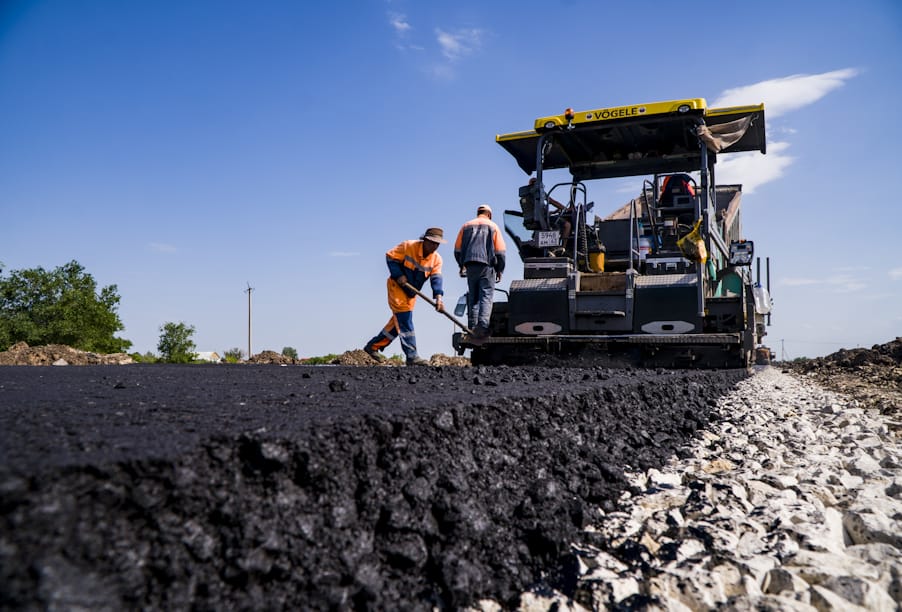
[0,260,132,352]
[157,321,197,363]
[282,346,298,360]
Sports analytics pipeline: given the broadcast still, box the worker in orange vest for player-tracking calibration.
[363,228,446,366]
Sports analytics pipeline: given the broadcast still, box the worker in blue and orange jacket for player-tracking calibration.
[454,205,506,338]
[363,228,446,366]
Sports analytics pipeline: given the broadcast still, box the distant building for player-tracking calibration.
[195,351,221,363]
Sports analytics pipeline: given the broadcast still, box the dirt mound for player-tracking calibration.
[428,354,470,366]
[330,349,470,367]
[786,337,901,415]
[331,349,389,366]
[0,344,468,368]
[246,350,302,365]
[808,337,902,369]
[0,342,133,366]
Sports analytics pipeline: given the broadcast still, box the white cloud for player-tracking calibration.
[889,267,902,281]
[716,141,794,194]
[781,273,867,293]
[435,28,482,61]
[389,17,484,78]
[858,292,894,301]
[426,63,455,80]
[149,242,177,253]
[388,12,410,36]
[835,266,871,273]
[781,277,819,287]
[710,69,858,194]
[711,68,859,118]
[824,274,866,293]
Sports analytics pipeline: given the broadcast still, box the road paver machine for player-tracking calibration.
[453,98,773,367]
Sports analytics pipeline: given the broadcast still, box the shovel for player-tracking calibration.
[407,286,475,335]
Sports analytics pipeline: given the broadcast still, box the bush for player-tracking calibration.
[223,347,244,363]
[303,354,339,365]
[282,346,298,360]
[129,351,159,363]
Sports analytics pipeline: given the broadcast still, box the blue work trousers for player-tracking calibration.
[465,262,495,332]
[364,310,418,360]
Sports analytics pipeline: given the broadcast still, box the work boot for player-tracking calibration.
[406,357,429,366]
[364,347,387,363]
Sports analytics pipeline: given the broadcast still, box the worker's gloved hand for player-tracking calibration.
[495,272,502,283]
[435,296,444,312]
[459,267,466,278]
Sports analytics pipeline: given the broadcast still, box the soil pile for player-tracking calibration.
[0,345,468,368]
[427,354,470,367]
[330,349,469,367]
[246,350,302,365]
[0,341,133,366]
[786,337,902,415]
[331,349,391,366]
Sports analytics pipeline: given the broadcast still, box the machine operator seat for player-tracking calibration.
[659,174,697,207]
[658,174,697,226]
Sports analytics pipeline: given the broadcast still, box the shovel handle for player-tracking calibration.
[408,286,475,335]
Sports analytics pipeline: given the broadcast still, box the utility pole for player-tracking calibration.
[245,282,253,359]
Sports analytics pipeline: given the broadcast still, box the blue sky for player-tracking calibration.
[2,0,900,360]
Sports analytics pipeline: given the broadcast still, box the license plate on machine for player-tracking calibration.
[536,230,560,248]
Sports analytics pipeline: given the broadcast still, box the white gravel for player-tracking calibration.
[495,366,902,611]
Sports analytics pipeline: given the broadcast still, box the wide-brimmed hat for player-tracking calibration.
[477,204,492,216]
[421,227,447,244]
